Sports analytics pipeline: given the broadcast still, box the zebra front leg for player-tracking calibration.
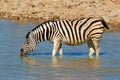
[52,40,62,57]
[59,47,63,56]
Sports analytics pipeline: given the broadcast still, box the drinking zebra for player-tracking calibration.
[20,17,109,58]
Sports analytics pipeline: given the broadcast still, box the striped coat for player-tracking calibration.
[20,17,109,58]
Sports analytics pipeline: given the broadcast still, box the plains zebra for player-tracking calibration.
[20,17,109,58]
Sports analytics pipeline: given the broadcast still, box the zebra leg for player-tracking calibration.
[52,40,62,57]
[59,45,63,56]
[87,40,95,58]
[92,39,100,58]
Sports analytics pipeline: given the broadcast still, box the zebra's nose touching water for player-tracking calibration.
[20,49,26,56]
[20,17,109,58]
[20,36,36,56]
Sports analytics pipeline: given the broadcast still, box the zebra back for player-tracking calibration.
[25,17,109,45]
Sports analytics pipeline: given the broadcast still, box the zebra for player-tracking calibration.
[20,17,109,58]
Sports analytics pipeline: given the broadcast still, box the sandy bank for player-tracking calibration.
[0,0,120,32]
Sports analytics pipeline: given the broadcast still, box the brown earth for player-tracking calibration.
[0,0,120,32]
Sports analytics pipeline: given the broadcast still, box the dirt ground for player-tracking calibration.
[0,0,120,32]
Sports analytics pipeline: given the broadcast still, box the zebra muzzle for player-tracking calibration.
[20,49,26,56]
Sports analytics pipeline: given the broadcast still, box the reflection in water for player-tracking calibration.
[52,56,63,68]
[52,57,101,80]
[20,56,101,80]
[20,56,101,69]
[20,56,36,66]
[52,56,101,69]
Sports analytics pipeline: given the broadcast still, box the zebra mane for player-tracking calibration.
[26,31,31,38]
[26,20,55,39]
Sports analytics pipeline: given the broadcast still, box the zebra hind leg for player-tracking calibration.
[92,39,100,58]
[52,40,62,57]
[87,40,95,59]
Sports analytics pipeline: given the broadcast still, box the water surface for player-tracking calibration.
[0,19,120,80]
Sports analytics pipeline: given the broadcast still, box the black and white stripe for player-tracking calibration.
[20,17,109,58]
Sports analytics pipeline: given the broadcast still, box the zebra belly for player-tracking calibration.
[63,40,86,46]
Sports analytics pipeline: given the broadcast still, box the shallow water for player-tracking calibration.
[0,19,120,80]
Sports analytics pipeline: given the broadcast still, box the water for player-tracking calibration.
[0,19,120,80]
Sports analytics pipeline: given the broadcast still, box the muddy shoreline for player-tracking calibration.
[0,0,120,32]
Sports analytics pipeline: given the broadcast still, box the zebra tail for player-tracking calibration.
[100,17,109,30]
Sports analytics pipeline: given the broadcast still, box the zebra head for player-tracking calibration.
[20,31,36,56]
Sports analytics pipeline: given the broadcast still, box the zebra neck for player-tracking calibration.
[32,21,56,43]
[32,31,50,43]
